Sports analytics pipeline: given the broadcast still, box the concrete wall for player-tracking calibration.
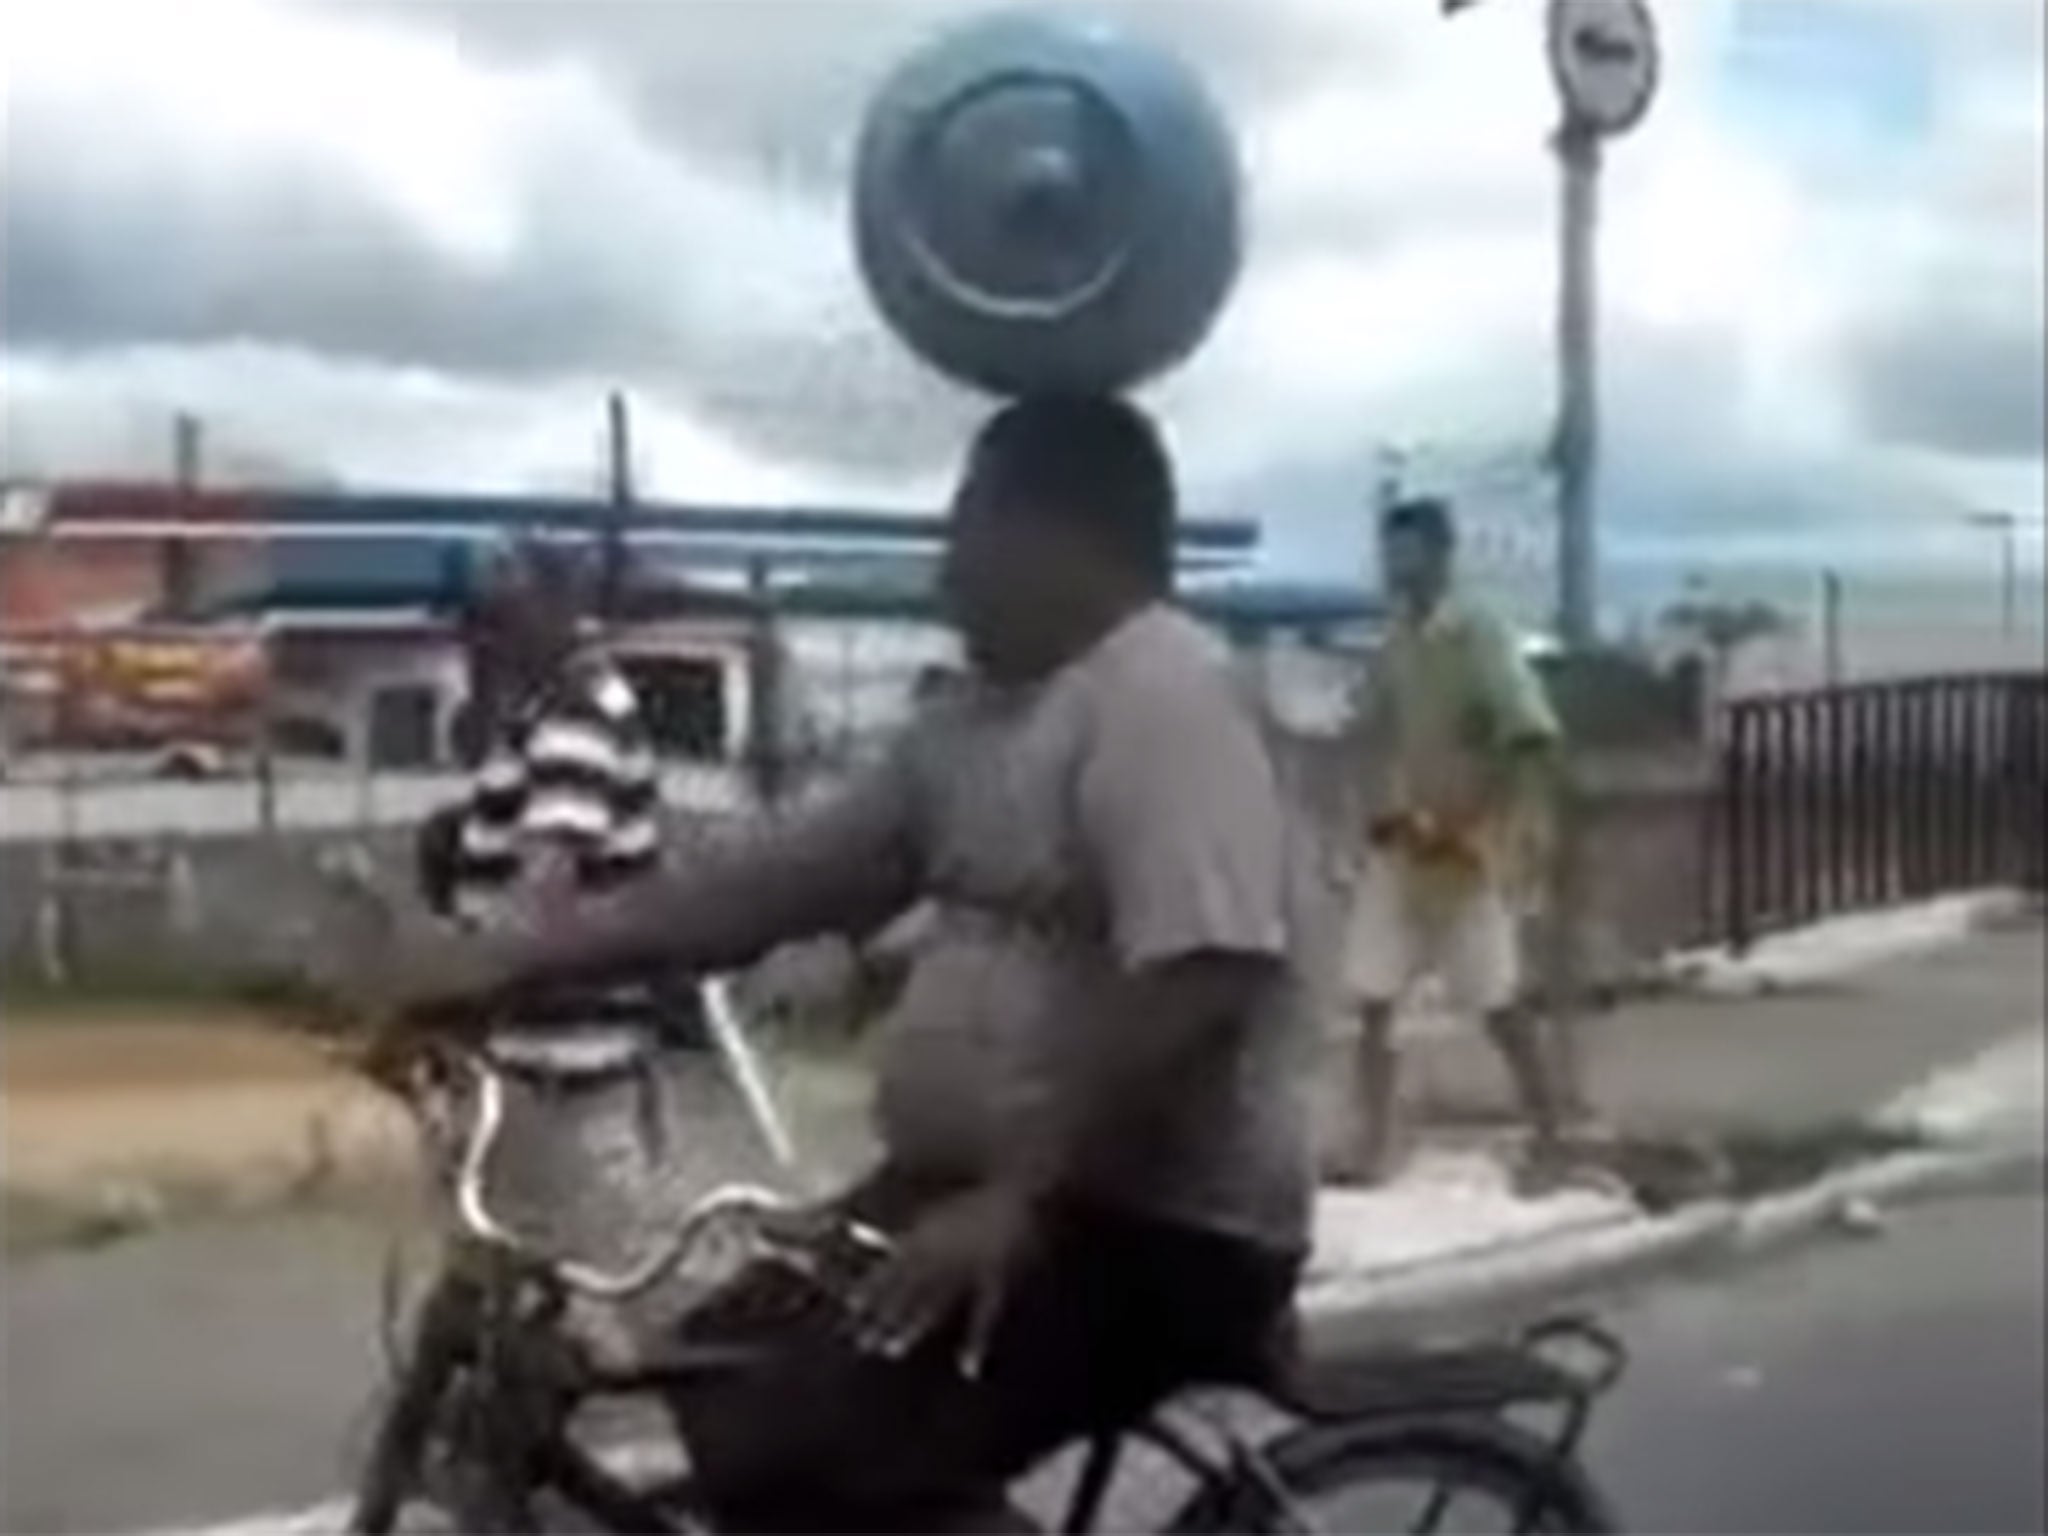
[0,802,777,992]
[1266,731,1717,1000]
[0,739,1718,998]
[0,651,1715,992]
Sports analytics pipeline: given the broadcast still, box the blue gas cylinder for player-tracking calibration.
[853,10,1242,396]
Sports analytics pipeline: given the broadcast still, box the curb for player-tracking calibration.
[1302,1138,2043,1350]
[1653,889,2030,999]
[1302,1200,1738,1352]
[1727,1139,2045,1258]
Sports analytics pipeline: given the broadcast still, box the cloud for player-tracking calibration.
[1851,302,2046,461]
[344,0,1407,198]
[3,146,679,378]
[4,3,832,364]
[0,343,932,509]
[2,0,2041,583]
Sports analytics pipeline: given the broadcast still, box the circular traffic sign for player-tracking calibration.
[1548,0,1659,137]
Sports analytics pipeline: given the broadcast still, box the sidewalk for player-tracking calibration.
[3,902,2039,1257]
[5,901,2037,1536]
[1299,903,2043,1337]
[1393,914,2042,1140]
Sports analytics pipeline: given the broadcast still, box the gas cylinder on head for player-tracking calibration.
[853,9,1243,397]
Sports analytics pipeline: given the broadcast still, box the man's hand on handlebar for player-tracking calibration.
[295,902,513,1042]
[850,1182,1035,1381]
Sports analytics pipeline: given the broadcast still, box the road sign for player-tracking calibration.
[1549,0,1660,137]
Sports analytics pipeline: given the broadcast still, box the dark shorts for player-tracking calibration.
[670,1167,1301,1534]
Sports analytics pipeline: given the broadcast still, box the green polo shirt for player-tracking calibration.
[1364,594,1562,875]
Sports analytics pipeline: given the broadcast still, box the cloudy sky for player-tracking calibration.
[3,0,2042,605]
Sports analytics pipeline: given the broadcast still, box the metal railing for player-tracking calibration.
[1715,673,2047,949]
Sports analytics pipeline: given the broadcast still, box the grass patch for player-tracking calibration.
[1,972,280,1026]
[3,1163,421,1258]
[2,1177,220,1256]
[2,1187,151,1254]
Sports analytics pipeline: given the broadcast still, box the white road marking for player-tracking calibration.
[142,1498,348,1536]
[1877,1028,2046,1145]
[122,1442,685,1536]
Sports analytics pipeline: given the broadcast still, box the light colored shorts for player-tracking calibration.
[1343,856,1521,1017]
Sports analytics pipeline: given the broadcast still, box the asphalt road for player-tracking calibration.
[4,1187,2041,1534]
[1588,1190,2046,1535]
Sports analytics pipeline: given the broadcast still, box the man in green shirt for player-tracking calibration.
[1342,497,1567,1187]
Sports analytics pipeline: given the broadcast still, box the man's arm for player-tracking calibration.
[510,668,668,911]
[1000,663,1288,1201]
[1467,614,1563,891]
[416,750,924,1010]
[1473,612,1562,813]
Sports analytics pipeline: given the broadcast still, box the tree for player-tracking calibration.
[1659,588,1794,701]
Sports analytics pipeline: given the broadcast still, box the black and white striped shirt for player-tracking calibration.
[448,654,663,1071]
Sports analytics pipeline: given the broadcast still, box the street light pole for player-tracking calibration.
[1821,567,1845,687]
[1999,525,2015,637]
[1965,511,2018,637]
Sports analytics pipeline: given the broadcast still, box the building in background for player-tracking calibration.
[1,485,268,768]
[2,480,1376,780]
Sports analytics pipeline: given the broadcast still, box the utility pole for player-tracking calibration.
[743,555,786,810]
[166,412,202,618]
[602,391,633,622]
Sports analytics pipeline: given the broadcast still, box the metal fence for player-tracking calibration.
[1714,673,2048,950]
[0,612,1365,844]
[16,611,2047,992]
[0,615,954,842]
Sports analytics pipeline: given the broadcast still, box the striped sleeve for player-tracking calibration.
[453,747,525,887]
[520,666,660,883]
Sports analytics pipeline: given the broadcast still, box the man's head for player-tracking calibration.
[941,394,1176,681]
[1378,496,1457,616]
[461,536,589,691]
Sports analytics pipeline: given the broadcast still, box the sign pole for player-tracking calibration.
[1447,0,1660,1126]
[1546,113,1603,1122]
[1553,120,1603,650]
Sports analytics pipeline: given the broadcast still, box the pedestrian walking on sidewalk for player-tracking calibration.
[1340,496,1572,1189]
